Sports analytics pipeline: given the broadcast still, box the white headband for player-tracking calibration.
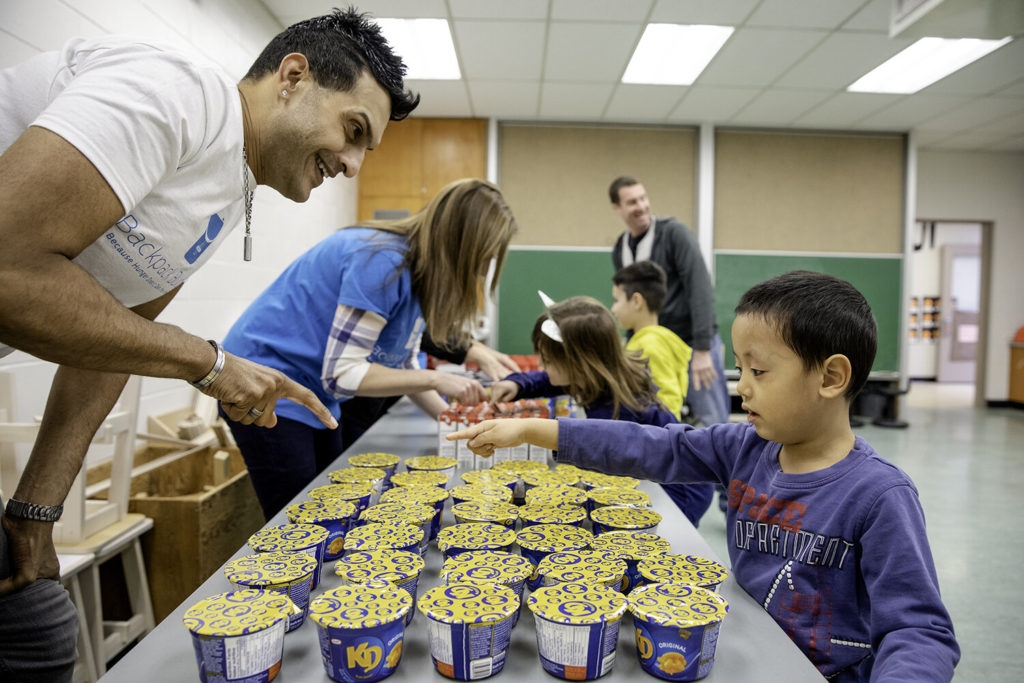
[538,290,563,342]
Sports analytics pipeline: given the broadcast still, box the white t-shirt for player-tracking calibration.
[0,37,249,356]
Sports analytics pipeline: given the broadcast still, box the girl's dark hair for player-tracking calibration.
[244,6,419,120]
[735,271,877,400]
[531,296,661,418]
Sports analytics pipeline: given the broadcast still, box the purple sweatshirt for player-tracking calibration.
[556,418,959,682]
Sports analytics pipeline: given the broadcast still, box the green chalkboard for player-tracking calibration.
[713,252,903,374]
[497,249,616,354]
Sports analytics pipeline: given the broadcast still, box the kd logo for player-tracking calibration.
[347,642,383,671]
[636,631,654,660]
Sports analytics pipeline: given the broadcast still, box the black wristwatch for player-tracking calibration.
[4,498,63,522]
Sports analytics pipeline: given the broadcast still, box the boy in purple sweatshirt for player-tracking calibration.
[450,271,959,682]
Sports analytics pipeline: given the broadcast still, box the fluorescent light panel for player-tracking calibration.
[622,24,734,86]
[848,36,1012,94]
[375,18,461,80]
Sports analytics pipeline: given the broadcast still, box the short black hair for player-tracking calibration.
[244,6,419,121]
[609,176,641,204]
[735,271,877,400]
[612,261,667,313]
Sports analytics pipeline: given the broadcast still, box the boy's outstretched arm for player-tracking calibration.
[447,418,558,457]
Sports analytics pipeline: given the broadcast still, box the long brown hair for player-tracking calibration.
[531,296,660,418]
[357,178,517,350]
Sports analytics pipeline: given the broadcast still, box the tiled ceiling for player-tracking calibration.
[262,0,1024,152]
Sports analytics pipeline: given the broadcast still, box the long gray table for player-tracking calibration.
[102,398,824,682]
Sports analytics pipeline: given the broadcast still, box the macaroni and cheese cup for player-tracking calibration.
[449,483,513,505]
[578,471,640,491]
[589,531,671,593]
[403,455,457,488]
[638,555,730,593]
[380,484,448,540]
[518,502,587,528]
[286,499,355,561]
[359,502,435,556]
[440,550,533,627]
[527,582,628,680]
[524,484,588,507]
[343,522,424,556]
[553,464,583,479]
[537,549,627,592]
[418,583,520,680]
[451,500,519,527]
[348,452,400,490]
[516,523,595,590]
[390,470,449,489]
[308,581,412,683]
[247,523,329,589]
[587,486,651,512]
[334,549,425,627]
[223,551,316,632]
[328,467,387,505]
[491,460,547,502]
[522,469,580,490]
[307,482,375,520]
[590,505,663,536]
[460,469,518,496]
[628,583,729,681]
[183,589,295,682]
[437,522,516,560]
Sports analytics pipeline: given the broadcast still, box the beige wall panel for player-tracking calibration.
[715,130,905,253]
[499,124,696,247]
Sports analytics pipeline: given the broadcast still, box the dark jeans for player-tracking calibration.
[660,483,716,529]
[222,410,345,520]
[0,502,78,683]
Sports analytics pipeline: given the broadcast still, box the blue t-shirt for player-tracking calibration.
[223,228,424,428]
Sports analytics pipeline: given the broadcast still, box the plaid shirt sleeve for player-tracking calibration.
[321,303,387,399]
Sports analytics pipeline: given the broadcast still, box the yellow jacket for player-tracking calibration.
[626,325,693,420]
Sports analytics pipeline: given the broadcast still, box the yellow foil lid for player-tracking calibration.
[519,503,587,526]
[451,500,520,525]
[527,583,627,624]
[334,549,425,584]
[579,472,640,489]
[224,551,317,587]
[344,523,424,552]
[417,583,519,624]
[553,464,582,477]
[380,484,449,506]
[390,470,449,488]
[309,580,412,629]
[248,524,328,553]
[437,523,516,553]
[359,502,435,525]
[307,482,375,502]
[516,523,594,553]
[491,460,547,475]
[286,499,355,524]
[590,505,662,529]
[460,470,518,488]
[440,551,533,585]
[537,550,627,587]
[184,589,296,636]
[524,484,588,507]
[404,455,457,471]
[627,583,729,627]
[449,484,513,504]
[522,469,580,487]
[349,452,400,468]
[589,531,671,561]
[638,555,730,587]
[327,466,386,485]
[588,486,651,508]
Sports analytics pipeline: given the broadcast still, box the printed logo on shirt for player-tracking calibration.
[104,214,187,292]
[184,213,224,264]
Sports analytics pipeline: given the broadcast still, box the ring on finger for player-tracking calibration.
[247,407,264,419]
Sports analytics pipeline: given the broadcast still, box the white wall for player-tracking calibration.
[0,0,358,439]
[916,150,1024,402]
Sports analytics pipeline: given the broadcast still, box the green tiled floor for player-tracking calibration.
[698,383,1024,682]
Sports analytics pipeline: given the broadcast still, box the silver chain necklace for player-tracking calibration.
[241,145,254,261]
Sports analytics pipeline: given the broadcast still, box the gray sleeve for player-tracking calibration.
[666,220,716,350]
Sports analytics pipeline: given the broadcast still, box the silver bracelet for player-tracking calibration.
[190,340,225,389]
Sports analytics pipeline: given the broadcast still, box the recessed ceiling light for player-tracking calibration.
[848,36,1012,94]
[622,24,734,86]
[375,18,461,80]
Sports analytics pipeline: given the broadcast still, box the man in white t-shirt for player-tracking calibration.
[0,8,418,680]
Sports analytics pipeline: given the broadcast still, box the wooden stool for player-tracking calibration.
[59,552,99,683]
[55,514,155,675]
